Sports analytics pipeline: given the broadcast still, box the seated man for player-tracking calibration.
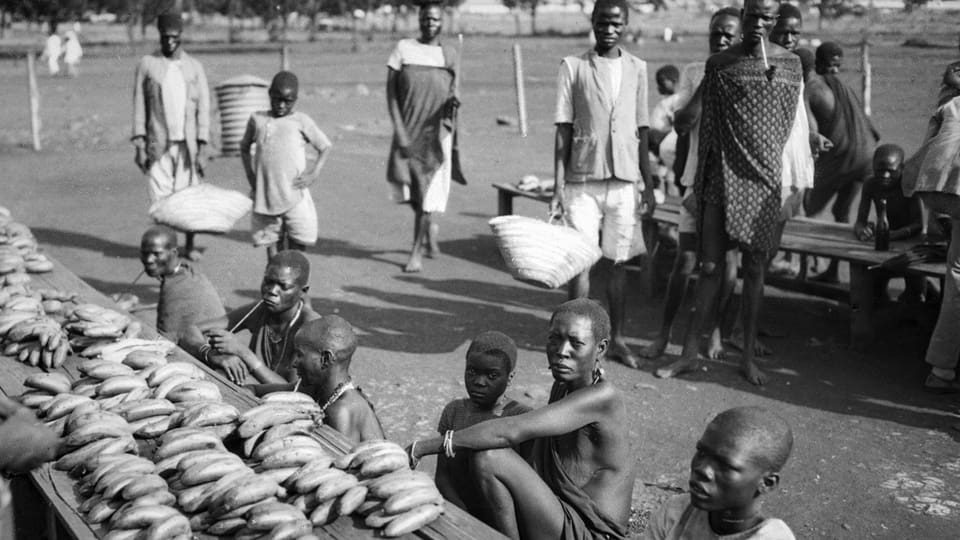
[180,250,319,388]
[139,226,226,340]
[854,144,926,301]
[643,407,796,539]
[407,298,635,540]
[291,316,385,444]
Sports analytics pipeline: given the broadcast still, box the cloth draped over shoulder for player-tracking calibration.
[695,55,803,252]
[387,42,465,201]
[533,382,627,540]
[813,74,878,189]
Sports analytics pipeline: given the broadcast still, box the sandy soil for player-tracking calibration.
[1,26,959,538]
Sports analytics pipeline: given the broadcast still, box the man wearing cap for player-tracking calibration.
[132,12,210,261]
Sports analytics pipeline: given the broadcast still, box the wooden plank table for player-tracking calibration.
[0,256,504,540]
[492,182,946,349]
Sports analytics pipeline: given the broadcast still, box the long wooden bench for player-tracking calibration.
[492,182,946,350]
[1,256,504,539]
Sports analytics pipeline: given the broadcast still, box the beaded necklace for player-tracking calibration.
[320,378,355,413]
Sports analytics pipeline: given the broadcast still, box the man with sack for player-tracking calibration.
[132,12,211,261]
[551,0,655,369]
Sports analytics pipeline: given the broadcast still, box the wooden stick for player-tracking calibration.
[512,43,528,137]
[454,34,463,100]
[861,37,872,117]
[280,44,290,70]
[26,51,41,151]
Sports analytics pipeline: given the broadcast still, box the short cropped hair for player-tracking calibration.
[550,298,611,344]
[778,2,802,22]
[709,406,794,472]
[875,143,905,164]
[656,65,680,83]
[299,315,358,364]
[467,331,518,372]
[592,0,630,22]
[816,41,843,65]
[270,71,299,95]
[710,6,741,23]
[141,225,178,249]
[268,250,311,287]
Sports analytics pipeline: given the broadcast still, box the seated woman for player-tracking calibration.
[179,250,319,390]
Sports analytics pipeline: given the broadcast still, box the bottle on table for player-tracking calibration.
[875,197,890,251]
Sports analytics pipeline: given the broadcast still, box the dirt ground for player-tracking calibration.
[1,15,960,539]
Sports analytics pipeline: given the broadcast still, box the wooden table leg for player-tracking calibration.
[849,263,874,351]
[497,191,514,216]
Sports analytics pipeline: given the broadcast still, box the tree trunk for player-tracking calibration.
[530,5,537,35]
[1,9,6,40]
[513,11,521,36]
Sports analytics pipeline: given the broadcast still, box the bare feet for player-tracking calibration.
[403,253,423,273]
[741,360,767,385]
[425,243,441,259]
[185,248,203,262]
[639,337,668,359]
[655,356,701,379]
[707,328,725,360]
[608,339,641,369]
[724,330,771,357]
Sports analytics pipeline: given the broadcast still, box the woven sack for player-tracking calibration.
[149,183,252,234]
[488,215,602,289]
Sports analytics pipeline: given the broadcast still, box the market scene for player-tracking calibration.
[0,0,959,538]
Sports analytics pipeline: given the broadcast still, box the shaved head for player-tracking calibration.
[707,407,794,472]
[875,143,905,165]
[297,316,358,365]
[141,226,178,249]
[268,250,310,287]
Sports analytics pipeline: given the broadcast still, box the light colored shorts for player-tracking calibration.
[678,191,697,234]
[564,180,637,263]
[251,192,318,247]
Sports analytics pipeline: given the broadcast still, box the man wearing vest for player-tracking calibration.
[551,0,654,369]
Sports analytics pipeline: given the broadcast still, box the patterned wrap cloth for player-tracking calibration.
[695,54,803,252]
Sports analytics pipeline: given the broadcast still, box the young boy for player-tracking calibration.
[853,144,926,302]
[643,406,796,540]
[291,316,385,444]
[650,64,681,186]
[432,331,531,522]
[241,71,332,259]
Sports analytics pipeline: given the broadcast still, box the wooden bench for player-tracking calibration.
[491,182,946,350]
[1,256,505,540]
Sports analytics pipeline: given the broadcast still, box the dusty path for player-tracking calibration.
[0,34,958,538]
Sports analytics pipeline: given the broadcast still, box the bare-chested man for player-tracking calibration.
[658,0,805,385]
[408,298,635,539]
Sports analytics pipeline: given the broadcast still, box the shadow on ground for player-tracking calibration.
[32,227,136,259]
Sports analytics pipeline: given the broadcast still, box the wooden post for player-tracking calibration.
[512,43,528,137]
[26,51,41,151]
[861,36,871,117]
[280,44,290,70]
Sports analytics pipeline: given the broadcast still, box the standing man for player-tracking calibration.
[552,0,654,369]
[132,12,210,262]
[803,41,880,282]
[660,0,805,385]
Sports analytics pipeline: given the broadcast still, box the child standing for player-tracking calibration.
[643,406,796,539]
[241,71,332,258]
[417,331,531,524]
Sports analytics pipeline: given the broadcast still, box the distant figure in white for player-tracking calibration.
[63,31,83,78]
[40,30,61,76]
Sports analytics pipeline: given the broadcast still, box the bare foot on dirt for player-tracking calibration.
[403,253,423,273]
[425,243,441,259]
[724,331,771,357]
[186,248,203,262]
[742,361,767,385]
[655,356,701,379]
[707,328,725,360]
[608,339,641,369]
[639,337,668,359]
